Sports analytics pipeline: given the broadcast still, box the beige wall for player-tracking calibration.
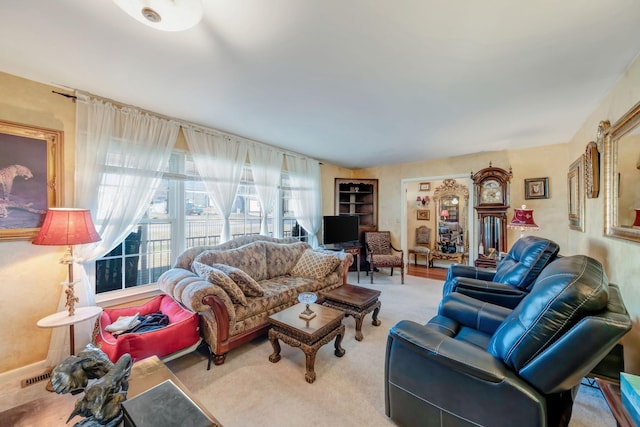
[2,51,640,375]
[0,72,75,372]
[563,55,640,373]
[350,145,569,254]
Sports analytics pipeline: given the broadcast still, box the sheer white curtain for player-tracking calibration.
[45,94,179,365]
[248,145,283,236]
[183,127,248,242]
[285,155,321,247]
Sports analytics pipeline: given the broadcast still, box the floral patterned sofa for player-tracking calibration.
[157,235,352,367]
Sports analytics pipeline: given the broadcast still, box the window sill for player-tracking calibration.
[95,284,162,308]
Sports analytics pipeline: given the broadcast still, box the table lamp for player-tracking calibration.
[633,209,640,228]
[440,209,449,221]
[33,208,101,316]
[507,205,539,238]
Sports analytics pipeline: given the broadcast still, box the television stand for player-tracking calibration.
[322,243,361,284]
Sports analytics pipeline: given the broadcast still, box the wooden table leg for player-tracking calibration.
[334,325,346,357]
[304,350,317,383]
[371,304,382,327]
[268,330,281,363]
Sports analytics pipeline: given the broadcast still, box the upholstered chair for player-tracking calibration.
[385,255,631,427]
[408,226,431,266]
[442,235,559,308]
[365,231,404,284]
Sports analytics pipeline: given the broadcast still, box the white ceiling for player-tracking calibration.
[1,1,640,169]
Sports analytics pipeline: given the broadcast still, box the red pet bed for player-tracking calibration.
[93,294,200,363]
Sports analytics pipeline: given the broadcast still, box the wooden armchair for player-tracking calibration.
[365,231,404,284]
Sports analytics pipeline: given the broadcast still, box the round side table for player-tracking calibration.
[37,306,103,356]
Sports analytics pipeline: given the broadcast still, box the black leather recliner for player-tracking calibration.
[442,235,560,308]
[385,255,631,427]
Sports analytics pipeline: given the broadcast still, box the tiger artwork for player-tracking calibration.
[0,164,33,200]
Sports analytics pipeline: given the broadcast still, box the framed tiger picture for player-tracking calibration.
[0,120,62,240]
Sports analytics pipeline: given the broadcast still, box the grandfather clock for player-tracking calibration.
[471,163,512,268]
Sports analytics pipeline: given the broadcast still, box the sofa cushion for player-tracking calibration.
[194,241,268,281]
[234,276,316,323]
[290,249,341,280]
[265,241,310,278]
[209,263,264,297]
[489,255,609,371]
[192,261,248,306]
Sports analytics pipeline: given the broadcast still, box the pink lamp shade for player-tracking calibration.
[440,209,449,220]
[33,208,101,246]
[508,205,539,231]
[633,209,640,227]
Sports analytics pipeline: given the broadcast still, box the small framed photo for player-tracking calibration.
[419,182,430,191]
[417,209,430,220]
[524,177,549,200]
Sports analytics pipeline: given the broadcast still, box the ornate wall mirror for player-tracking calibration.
[433,179,469,253]
[604,100,640,242]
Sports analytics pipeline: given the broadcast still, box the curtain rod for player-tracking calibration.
[53,89,316,163]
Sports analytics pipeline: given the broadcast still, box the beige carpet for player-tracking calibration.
[166,271,616,427]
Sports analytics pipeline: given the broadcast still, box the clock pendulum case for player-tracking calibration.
[471,163,512,268]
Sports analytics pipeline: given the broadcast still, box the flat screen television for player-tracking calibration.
[323,215,360,246]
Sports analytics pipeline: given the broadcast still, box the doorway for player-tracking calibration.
[401,174,474,278]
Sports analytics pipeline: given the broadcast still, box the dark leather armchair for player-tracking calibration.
[442,235,559,308]
[385,255,631,427]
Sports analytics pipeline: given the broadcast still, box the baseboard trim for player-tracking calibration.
[0,360,50,388]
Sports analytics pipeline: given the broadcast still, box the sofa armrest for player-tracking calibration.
[451,277,528,309]
[157,268,236,323]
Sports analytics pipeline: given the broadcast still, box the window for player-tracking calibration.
[95,152,306,295]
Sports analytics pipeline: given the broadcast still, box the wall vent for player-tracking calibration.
[20,368,52,388]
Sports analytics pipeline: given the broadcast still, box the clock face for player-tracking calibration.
[481,180,502,203]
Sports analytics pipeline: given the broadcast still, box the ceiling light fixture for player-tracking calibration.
[113,0,203,32]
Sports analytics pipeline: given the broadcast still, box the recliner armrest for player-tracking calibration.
[388,320,507,382]
[446,264,497,282]
[450,277,528,309]
[438,293,511,334]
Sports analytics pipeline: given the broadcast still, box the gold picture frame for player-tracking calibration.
[585,141,599,199]
[419,182,430,191]
[568,155,585,232]
[0,120,63,241]
[417,209,430,220]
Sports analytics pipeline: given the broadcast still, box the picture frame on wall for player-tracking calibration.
[584,141,599,199]
[0,120,63,241]
[568,156,585,232]
[524,177,549,200]
[419,182,430,191]
[417,209,430,220]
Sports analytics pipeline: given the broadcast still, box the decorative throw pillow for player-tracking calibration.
[209,263,264,297]
[193,242,268,281]
[290,249,340,280]
[265,241,310,278]
[192,261,248,306]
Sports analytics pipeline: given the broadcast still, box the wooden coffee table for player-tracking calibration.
[321,284,381,341]
[268,302,345,383]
